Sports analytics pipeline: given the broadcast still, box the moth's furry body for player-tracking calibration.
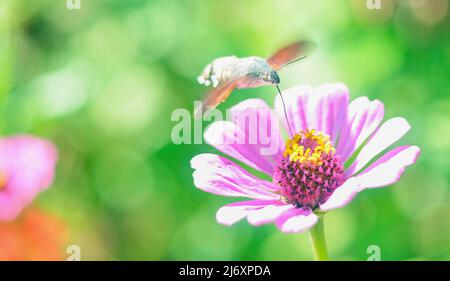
[197,56,279,89]
[194,41,310,118]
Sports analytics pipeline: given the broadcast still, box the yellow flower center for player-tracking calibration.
[275,129,344,209]
[283,129,335,166]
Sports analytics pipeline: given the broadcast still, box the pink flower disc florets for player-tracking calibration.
[274,129,344,209]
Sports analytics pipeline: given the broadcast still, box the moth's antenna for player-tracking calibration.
[278,55,306,70]
[276,84,293,138]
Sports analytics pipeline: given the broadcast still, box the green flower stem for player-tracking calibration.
[309,216,329,261]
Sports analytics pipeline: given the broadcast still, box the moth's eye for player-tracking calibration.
[269,71,280,83]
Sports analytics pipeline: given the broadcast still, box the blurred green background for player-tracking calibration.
[0,0,449,260]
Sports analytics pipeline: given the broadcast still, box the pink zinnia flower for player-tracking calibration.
[191,83,420,234]
[0,136,58,221]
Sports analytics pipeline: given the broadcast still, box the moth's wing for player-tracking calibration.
[194,76,248,119]
[267,41,313,70]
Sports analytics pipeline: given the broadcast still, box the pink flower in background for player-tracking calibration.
[191,83,420,233]
[0,136,57,221]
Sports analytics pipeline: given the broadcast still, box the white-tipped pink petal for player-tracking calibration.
[247,203,293,226]
[319,178,360,211]
[345,117,411,177]
[191,154,280,200]
[275,83,349,142]
[275,207,318,233]
[336,97,384,163]
[307,83,349,143]
[356,145,420,189]
[204,99,284,175]
[216,200,282,226]
[274,85,313,135]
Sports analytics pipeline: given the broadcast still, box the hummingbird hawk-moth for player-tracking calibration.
[195,41,312,118]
